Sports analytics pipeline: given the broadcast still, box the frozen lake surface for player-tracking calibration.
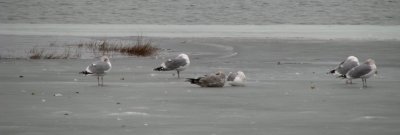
[1,33,400,134]
[2,0,399,134]
[1,24,400,40]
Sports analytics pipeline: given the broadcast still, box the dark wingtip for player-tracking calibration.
[185,78,198,84]
[79,71,92,75]
[328,69,335,74]
[338,74,346,79]
[185,78,193,82]
[153,67,163,71]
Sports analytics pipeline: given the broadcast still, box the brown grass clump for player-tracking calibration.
[118,38,159,56]
[25,36,157,59]
[27,46,80,59]
[80,36,159,57]
[28,47,45,59]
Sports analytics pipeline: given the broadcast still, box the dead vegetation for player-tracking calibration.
[80,36,159,57]
[26,36,158,59]
[27,46,81,59]
[119,40,159,56]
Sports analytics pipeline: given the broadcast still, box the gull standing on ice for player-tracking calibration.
[328,56,360,83]
[227,71,246,86]
[340,59,377,87]
[186,71,226,87]
[80,56,112,86]
[154,53,190,78]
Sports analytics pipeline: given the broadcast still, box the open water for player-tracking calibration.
[1,0,399,25]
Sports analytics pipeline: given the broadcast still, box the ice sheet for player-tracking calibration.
[1,24,400,40]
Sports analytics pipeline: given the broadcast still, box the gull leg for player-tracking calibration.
[177,70,180,79]
[101,76,104,86]
[361,78,364,87]
[362,78,367,88]
[97,76,100,86]
[364,78,367,88]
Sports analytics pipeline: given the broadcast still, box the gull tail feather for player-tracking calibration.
[338,74,347,79]
[154,66,166,71]
[329,70,336,74]
[328,69,335,74]
[79,71,93,76]
[186,78,200,84]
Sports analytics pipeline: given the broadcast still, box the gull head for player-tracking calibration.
[101,56,110,62]
[215,71,226,79]
[215,70,224,75]
[347,56,359,62]
[177,53,190,64]
[237,71,246,80]
[365,58,375,65]
[177,53,189,60]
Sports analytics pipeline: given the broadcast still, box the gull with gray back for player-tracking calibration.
[329,56,360,83]
[80,56,112,86]
[154,53,190,78]
[340,59,377,87]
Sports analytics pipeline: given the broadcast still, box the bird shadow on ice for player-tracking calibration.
[327,82,375,90]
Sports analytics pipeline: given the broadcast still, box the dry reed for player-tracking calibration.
[26,36,158,59]
[27,47,80,59]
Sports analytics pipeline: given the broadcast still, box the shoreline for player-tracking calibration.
[1,24,400,40]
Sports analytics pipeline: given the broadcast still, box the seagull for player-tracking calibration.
[186,71,226,87]
[340,59,377,87]
[328,56,360,83]
[80,56,112,86]
[227,71,246,86]
[154,53,190,78]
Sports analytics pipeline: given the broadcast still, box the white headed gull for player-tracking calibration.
[329,56,360,83]
[80,56,112,86]
[227,71,246,86]
[341,59,377,87]
[154,53,190,78]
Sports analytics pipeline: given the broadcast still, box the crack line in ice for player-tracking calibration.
[354,116,387,120]
[108,111,149,116]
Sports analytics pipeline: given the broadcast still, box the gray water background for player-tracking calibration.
[1,0,399,25]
